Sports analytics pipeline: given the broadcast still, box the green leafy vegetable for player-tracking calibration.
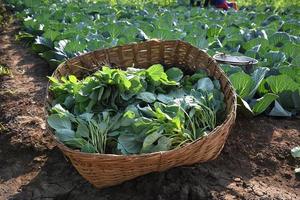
[47,65,226,155]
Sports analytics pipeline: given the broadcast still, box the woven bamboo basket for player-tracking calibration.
[45,40,237,189]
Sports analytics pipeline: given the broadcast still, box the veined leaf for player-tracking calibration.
[242,38,269,51]
[237,96,254,117]
[146,64,164,82]
[229,72,254,99]
[269,32,291,47]
[252,93,278,115]
[249,67,270,98]
[266,75,299,94]
[265,51,286,67]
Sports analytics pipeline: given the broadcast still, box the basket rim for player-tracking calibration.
[44,39,237,159]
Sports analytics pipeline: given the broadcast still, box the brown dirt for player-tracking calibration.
[0,6,300,200]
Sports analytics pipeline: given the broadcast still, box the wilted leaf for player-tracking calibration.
[268,100,292,117]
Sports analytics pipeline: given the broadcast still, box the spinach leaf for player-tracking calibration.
[166,67,183,82]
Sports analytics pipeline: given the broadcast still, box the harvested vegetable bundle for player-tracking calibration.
[47,64,226,155]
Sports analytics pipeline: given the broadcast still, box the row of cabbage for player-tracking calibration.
[5,0,300,116]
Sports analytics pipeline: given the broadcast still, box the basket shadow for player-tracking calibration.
[15,52,53,104]
[0,42,51,183]
[0,133,41,183]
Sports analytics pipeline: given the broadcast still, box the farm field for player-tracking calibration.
[0,0,300,199]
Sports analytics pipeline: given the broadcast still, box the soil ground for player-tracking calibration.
[0,4,300,200]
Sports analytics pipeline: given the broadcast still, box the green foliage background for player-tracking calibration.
[3,0,300,117]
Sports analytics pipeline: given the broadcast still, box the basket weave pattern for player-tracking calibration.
[45,40,237,188]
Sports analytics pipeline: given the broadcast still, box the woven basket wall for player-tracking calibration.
[45,40,237,189]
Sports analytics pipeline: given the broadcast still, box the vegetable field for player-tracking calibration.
[0,0,299,199]
[7,0,300,117]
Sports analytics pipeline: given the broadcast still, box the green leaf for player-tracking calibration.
[55,129,75,142]
[207,24,223,38]
[279,66,300,84]
[65,137,87,149]
[252,93,278,115]
[79,113,94,122]
[137,92,156,103]
[196,77,214,91]
[269,32,290,47]
[282,43,300,59]
[243,38,269,51]
[185,36,209,49]
[265,51,286,67]
[47,114,72,130]
[266,75,299,94]
[117,134,142,154]
[50,104,75,121]
[68,75,77,83]
[16,32,35,44]
[81,143,97,153]
[146,136,172,153]
[39,50,66,61]
[249,67,270,98]
[291,55,300,66]
[291,146,300,158]
[120,110,136,127]
[157,94,174,104]
[166,67,183,82]
[108,129,124,137]
[146,64,164,82]
[43,29,60,41]
[142,130,162,151]
[32,36,53,53]
[129,76,143,94]
[137,104,156,118]
[229,72,254,99]
[64,40,87,53]
[169,88,186,98]
[76,123,89,138]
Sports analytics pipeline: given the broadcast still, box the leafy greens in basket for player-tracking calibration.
[47,64,226,155]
